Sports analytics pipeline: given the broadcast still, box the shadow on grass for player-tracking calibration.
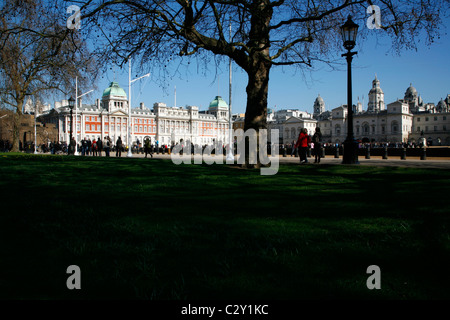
[0,154,450,299]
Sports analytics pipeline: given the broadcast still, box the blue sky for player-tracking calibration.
[74,14,450,116]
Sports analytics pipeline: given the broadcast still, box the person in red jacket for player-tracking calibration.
[294,128,310,164]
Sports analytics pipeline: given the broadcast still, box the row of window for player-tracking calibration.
[417,116,447,122]
[134,119,154,124]
[416,126,448,132]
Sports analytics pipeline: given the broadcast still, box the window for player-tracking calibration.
[392,122,398,133]
[417,118,420,122]
[426,117,429,121]
[86,124,90,131]
[444,125,447,131]
[363,124,369,134]
[434,126,438,132]
[434,117,438,121]
[443,116,447,121]
[335,125,341,136]
[417,126,420,132]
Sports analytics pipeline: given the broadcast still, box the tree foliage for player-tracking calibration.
[0,0,98,151]
[77,0,448,133]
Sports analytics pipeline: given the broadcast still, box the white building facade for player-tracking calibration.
[269,76,450,146]
[40,82,230,147]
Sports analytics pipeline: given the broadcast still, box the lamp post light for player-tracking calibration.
[341,15,360,165]
[68,96,75,155]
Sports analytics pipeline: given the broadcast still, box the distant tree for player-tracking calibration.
[0,0,98,152]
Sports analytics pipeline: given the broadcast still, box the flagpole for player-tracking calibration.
[226,21,234,162]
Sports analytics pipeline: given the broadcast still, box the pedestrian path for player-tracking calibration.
[108,152,450,169]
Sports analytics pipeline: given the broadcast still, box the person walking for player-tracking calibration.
[81,137,88,156]
[69,137,76,155]
[144,137,153,158]
[290,140,296,157]
[294,128,309,164]
[97,137,103,156]
[86,139,92,156]
[116,136,123,157]
[312,127,323,163]
[104,136,111,157]
[92,138,98,157]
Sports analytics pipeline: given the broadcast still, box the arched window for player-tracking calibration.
[335,124,341,136]
[391,121,399,133]
[291,128,296,139]
[362,123,369,134]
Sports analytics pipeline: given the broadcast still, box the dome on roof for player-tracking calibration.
[437,98,447,110]
[102,82,127,98]
[369,87,383,94]
[209,96,228,109]
[405,83,418,98]
[315,94,324,104]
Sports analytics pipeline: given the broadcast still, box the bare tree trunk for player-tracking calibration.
[11,101,24,152]
[242,57,271,168]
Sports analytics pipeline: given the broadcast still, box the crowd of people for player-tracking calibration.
[0,140,11,152]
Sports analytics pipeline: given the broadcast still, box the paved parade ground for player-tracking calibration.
[108,152,450,170]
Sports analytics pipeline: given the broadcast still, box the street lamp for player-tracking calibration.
[341,15,359,164]
[68,96,75,154]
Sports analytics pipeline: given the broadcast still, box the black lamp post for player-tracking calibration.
[68,96,75,154]
[341,16,359,164]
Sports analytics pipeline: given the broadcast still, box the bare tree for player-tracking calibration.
[78,0,447,133]
[0,0,98,152]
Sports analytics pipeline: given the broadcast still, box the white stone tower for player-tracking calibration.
[368,75,385,113]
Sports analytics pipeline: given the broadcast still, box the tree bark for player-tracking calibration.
[241,0,272,168]
[11,101,24,153]
[241,57,271,168]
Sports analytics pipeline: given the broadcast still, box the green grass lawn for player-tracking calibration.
[1,153,450,300]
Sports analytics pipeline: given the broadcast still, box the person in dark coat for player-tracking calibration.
[116,137,123,157]
[69,137,76,155]
[312,127,323,163]
[144,137,153,158]
[97,137,103,156]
